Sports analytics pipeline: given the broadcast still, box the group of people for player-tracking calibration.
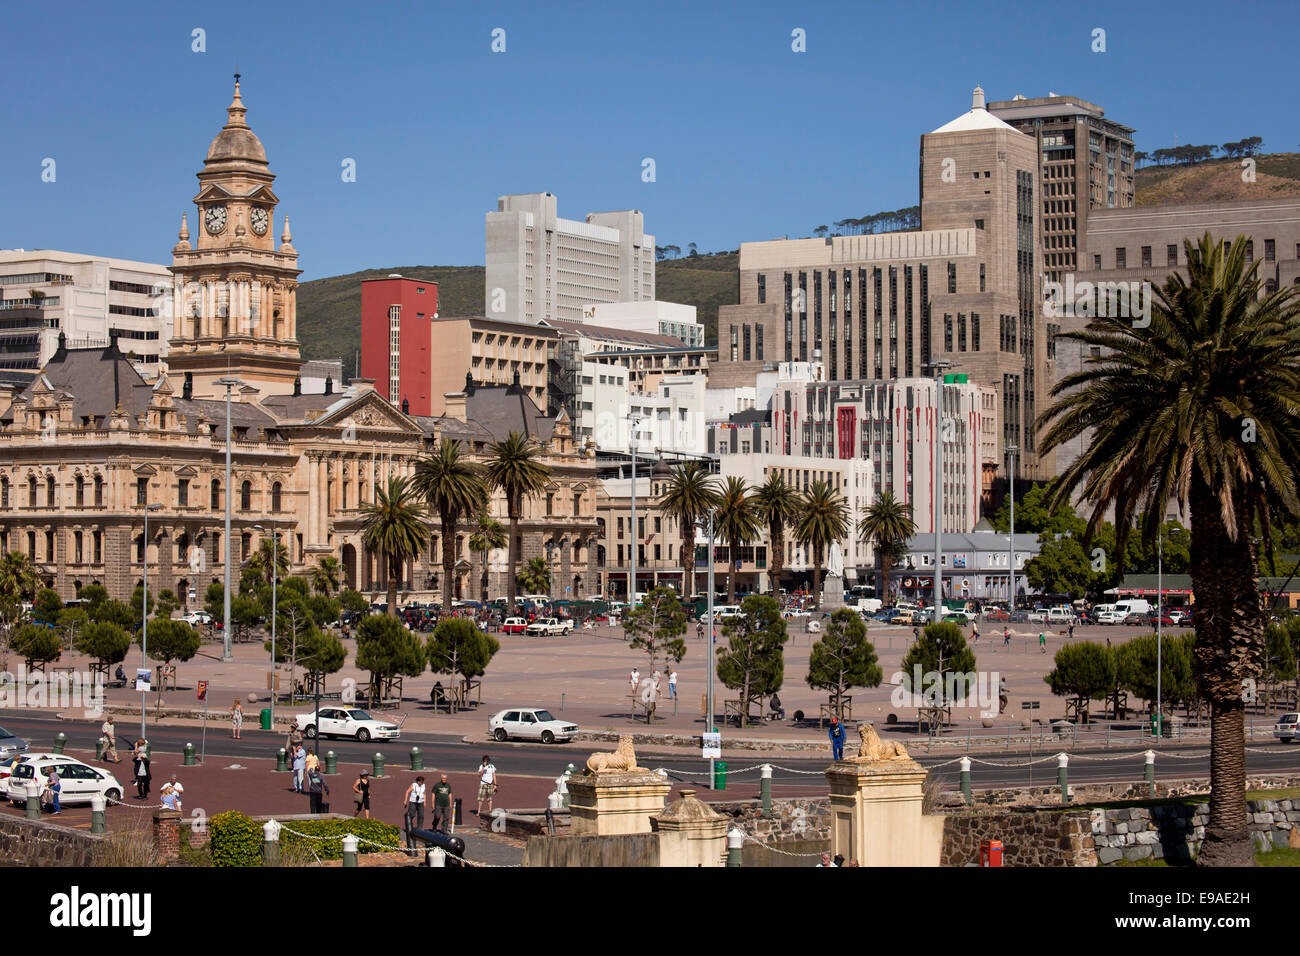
[627,667,679,700]
[816,853,860,867]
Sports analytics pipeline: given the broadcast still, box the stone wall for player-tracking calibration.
[1092,798,1300,864]
[522,832,660,868]
[708,798,832,843]
[940,810,1096,867]
[0,814,108,867]
[969,772,1300,809]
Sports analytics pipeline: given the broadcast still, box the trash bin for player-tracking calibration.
[979,839,1003,867]
[1150,713,1163,737]
[260,708,272,730]
[713,760,727,791]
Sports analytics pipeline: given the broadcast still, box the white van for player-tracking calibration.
[1114,599,1151,619]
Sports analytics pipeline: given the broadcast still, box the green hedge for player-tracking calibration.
[210,811,262,867]
[280,818,402,860]
[209,811,402,865]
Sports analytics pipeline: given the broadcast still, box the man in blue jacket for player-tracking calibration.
[828,716,846,761]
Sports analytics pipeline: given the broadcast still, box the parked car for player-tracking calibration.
[3,755,125,806]
[0,726,29,761]
[1168,609,1193,625]
[501,617,529,635]
[526,617,573,636]
[983,606,1009,621]
[871,608,897,622]
[890,610,916,625]
[294,706,401,742]
[488,708,579,744]
[941,609,974,625]
[1274,713,1300,743]
[182,610,213,627]
[1122,613,1147,626]
[1096,609,1125,625]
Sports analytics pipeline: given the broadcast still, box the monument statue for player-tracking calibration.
[585,734,646,774]
[853,722,911,761]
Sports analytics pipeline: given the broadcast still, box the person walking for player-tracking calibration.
[1067,622,1075,640]
[971,620,980,642]
[304,748,319,774]
[828,716,846,761]
[476,755,497,817]
[1003,626,1011,646]
[1039,631,1047,654]
[100,716,120,764]
[291,744,307,793]
[306,764,329,814]
[286,724,303,757]
[668,669,678,700]
[998,677,1008,715]
[403,776,427,841]
[628,667,640,694]
[431,773,454,833]
[352,769,371,819]
[229,699,243,739]
[44,769,62,814]
[132,740,151,800]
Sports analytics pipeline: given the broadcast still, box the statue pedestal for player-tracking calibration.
[653,789,727,867]
[567,771,671,836]
[821,573,845,609]
[825,759,941,866]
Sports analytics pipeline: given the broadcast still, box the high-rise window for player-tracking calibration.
[742,325,751,362]
[1167,244,1177,266]
[972,313,980,352]
[136,477,148,506]
[755,325,764,361]
[178,478,189,507]
[979,263,985,292]
[757,274,766,304]
[947,262,957,294]
[1115,248,1126,269]
[1141,246,1152,268]
[729,325,738,363]
[1265,239,1275,262]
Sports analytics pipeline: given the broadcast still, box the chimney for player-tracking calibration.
[972,84,986,110]
[324,376,333,395]
[443,390,467,422]
[293,375,302,396]
[182,372,193,401]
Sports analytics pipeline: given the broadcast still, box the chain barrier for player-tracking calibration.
[741,835,826,858]
[274,823,523,867]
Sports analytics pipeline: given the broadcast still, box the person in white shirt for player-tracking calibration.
[100,716,120,764]
[668,670,678,700]
[629,667,640,693]
[403,776,427,842]
[477,756,497,816]
[161,774,183,811]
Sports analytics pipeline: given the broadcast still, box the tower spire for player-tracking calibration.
[227,71,248,128]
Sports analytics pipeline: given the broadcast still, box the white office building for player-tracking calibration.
[0,249,173,371]
[485,193,654,324]
[582,301,704,347]
[578,367,707,456]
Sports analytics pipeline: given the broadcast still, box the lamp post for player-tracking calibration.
[628,415,642,607]
[701,508,717,785]
[139,501,163,740]
[215,377,243,661]
[1006,444,1019,610]
[928,359,951,619]
[251,523,279,725]
[1156,522,1182,740]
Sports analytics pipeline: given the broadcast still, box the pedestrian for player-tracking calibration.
[304,747,319,774]
[1003,626,1010,646]
[816,852,837,867]
[971,621,980,642]
[912,625,920,644]
[1039,631,1047,653]
[291,744,306,793]
[431,772,453,833]
[286,724,303,756]
[160,774,183,811]
[668,669,678,700]
[403,775,427,840]
[476,755,497,817]
[833,853,845,868]
[848,859,860,867]
[132,740,151,800]
[100,715,119,764]
[229,698,243,739]
[696,621,703,641]
[1068,622,1075,640]
[42,769,62,814]
[352,769,371,819]
[828,716,846,761]
[306,764,329,814]
[629,667,640,694]
[651,669,661,695]
[998,677,1008,715]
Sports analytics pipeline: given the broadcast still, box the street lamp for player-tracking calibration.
[215,377,243,662]
[139,501,163,740]
[1006,444,1019,610]
[1156,521,1182,740]
[628,414,642,607]
[251,523,279,725]
[698,508,718,785]
[927,359,952,619]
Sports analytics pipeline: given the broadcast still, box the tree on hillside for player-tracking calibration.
[716,595,788,725]
[806,609,881,716]
[622,586,687,674]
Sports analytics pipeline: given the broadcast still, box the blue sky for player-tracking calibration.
[2,0,1297,280]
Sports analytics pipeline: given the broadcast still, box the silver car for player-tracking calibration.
[0,726,29,760]
[1275,713,1299,743]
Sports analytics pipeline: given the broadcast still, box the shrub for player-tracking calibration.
[209,810,262,867]
[279,817,402,860]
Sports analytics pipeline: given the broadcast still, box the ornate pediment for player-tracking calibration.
[317,392,422,436]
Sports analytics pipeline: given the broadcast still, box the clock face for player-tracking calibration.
[250,207,269,236]
[204,205,227,234]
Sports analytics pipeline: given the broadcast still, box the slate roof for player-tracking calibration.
[456,372,554,443]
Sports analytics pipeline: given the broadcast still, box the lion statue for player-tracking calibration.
[853,722,910,761]
[586,734,646,774]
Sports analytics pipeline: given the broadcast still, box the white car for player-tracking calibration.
[526,617,573,636]
[295,706,401,742]
[3,755,125,806]
[183,610,213,626]
[1275,713,1300,743]
[489,708,579,744]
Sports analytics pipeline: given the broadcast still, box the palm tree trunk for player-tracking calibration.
[814,548,824,607]
[682,527,695,598]
[480,548,489,605]
[769,520,784,594]
[507,497,520,616]
[727,535,737,604]
[881,549,893,603]
[441,512,456,616]
[386,552,399,616]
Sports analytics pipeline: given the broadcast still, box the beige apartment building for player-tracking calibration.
[714,87,1051,480]
[425,315,557,417]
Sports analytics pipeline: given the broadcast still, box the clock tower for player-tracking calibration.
[169,77,304,398]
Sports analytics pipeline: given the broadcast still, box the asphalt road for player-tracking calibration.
[2,710,1296,792]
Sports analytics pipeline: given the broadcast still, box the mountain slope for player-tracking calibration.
[1135,152,1300,206]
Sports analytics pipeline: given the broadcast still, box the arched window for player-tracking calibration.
[240,481,252,511]
[28,476,37,508]
[211,479,221,510]
[46,475,55,507]
[573,492,582,516]
[271,482,282,512]
[94,474,104,506]
[75,475,85,508]
[241,532,251,562]
[0,477,8,509]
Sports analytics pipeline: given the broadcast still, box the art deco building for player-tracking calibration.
[0,81,601,607]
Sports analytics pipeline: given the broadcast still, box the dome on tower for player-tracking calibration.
[204,78,268,167]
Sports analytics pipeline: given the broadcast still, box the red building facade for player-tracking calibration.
[359,276,438,414]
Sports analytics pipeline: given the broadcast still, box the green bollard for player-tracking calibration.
[371,752,385,778]
[95,737,105,761]
[726,827,744,867]
[341,834,358,867]
[409,747,423,771]
[90,794,106,834]
[1057,752,1070,804]
[1145,749,1156,798]
[324,750,338,775]
[24,781,40,820]
[760,764,773,818]
[52,732,66,755]
[960,756,973,807]
[276,748,289,772]
[183,743,195,767]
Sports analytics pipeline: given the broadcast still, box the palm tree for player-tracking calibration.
[413,438,487,615]
[246,536,289,591]
[484,431,551,615]
[468,512,507,605]
[516,556,552,597]
[0,550,39,606]
[1037,233,1300,867]
[752,472,800,594]
[657,462,720,599]
[857,490,918,603]
[715,477,761,603]
[359,475,429,616]
[310,555,342,596]
[795,480,850,606]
